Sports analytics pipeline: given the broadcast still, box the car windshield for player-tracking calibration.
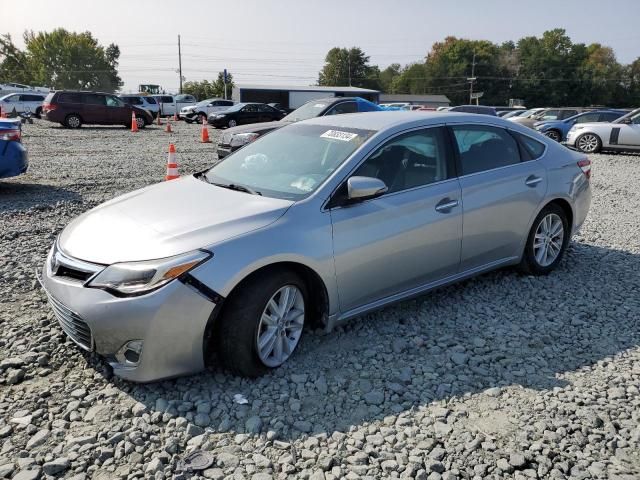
[283,101,331,122]
[613,108,640,124]
[203,123,375,200]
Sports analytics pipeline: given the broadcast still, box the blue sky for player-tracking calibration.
[2,0,639,92]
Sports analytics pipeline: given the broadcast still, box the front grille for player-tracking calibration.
[46,293,93,350]
[55,265,94,282]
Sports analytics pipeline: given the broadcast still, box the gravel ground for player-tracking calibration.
[0,120,639,480]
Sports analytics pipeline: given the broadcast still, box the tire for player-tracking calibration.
[216,269,308,377]
[519,204,569,275]
[64,114,82,129]
[199,112,208,124]
[135,115,146,129]
[575,133,602,153]
[228,119,237,128]
[544,129,562,142]
[35,107,42,119]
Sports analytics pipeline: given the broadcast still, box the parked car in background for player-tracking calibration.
[119,95,160,118]
[0,119,28,179]
[42,91,154,129]
[216,97,383,158]
[449,105,497,116]
[534,109,627,142]
[0,83,49,96]
[179,98,234,123]
[151,94,198,117]
[0,92,47,118]
[208,102,285,129]
[268,103,288,115]
[40,111,591,381]
[511,108,586,129]
[566,108,640,153]
[502,110,530,119]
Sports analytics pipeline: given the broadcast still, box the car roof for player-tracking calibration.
[300,110,510,131]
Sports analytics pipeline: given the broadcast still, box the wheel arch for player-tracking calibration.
[201,260,330,365]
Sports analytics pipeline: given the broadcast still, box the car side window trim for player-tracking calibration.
[324,124,455,210]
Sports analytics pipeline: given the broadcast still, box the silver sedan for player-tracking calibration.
[40,112,592,382]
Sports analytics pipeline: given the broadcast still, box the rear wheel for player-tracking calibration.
[64,114,82,128]
[519,204,569,275]
[576,133,601,153]
[544,129,561,142]
[35,107,42,119]
[215,269,307,377]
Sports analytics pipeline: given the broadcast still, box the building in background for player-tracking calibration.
[233,85,380,111]
[379,94,450,109]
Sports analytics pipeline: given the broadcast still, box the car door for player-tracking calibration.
[617,112,640,147]
[239,104,258,124]
[105,95,130,124]
[82,93,109,123]
[330,126,462,312]
[2,94,22,114]
[451,124,547,272]
[159,96,175,115]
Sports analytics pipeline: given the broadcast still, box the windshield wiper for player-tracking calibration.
[214,181,261,196]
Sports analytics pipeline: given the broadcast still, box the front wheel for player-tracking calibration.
[519,204,569,275]
[544,129,561,142]
[228,119,237,128]
[199,112,208,124]
[576,133,601,153]
[215,269,307,377]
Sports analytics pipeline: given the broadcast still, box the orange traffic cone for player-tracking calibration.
[165,144,179,180]
[130,111,139,132]
[165,120,172,133]
[200,118,211,143]
[173,111,178,121]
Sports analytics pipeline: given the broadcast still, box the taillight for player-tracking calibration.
[43,102,57,112]
[577,158,591,179]
[0,128,21,142]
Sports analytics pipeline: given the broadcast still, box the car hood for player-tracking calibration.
[218,121,291,142]
[59,175,293,264]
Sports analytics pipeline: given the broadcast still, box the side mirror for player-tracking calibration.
[347,176,388,201]
[620,117,632,124]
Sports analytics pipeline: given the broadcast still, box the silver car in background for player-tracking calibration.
[40,112,592,382]
[566,108,640,153]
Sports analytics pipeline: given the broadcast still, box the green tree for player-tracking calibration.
[379,63,401,93]
[21,29,121,91]
[0,34,30,84]
[183,71,234,100]
[318,47,380,89]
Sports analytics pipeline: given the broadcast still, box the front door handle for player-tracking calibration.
[435,198,459,213]
[525,175,543,187]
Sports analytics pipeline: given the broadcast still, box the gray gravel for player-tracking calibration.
[1,120,639,479]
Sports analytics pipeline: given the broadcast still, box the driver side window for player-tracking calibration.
[352,127,450,194]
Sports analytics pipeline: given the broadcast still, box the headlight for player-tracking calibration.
[88,250,211,296]
[230,133,259,147]
[215,114,226,118]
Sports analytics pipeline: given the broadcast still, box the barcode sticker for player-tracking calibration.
[321,130,358,142]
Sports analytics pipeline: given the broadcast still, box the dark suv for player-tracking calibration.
[42,91,153,129]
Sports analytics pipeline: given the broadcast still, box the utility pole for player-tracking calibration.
[468,51,477,105]
[178,34,183,94]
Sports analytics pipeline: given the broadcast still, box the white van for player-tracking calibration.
[151,94,198,117]
[0,92,48,117]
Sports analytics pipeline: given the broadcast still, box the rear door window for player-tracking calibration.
[511,132,546,160]
[58,93,83,103]
[84,94,106,105]
[451,125,521,175]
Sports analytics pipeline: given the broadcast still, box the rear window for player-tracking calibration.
[512,132,546,160]
[44,92,55,103]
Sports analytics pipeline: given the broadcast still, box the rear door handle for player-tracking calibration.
[525,175,543,187]
[435,198,459,213]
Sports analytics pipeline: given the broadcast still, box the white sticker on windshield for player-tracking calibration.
[321,130,358,142]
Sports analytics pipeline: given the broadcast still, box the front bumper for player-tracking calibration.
[39,258,217,382]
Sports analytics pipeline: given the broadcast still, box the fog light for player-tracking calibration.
[115,340,143,366]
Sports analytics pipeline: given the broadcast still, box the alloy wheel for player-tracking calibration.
[533,213,564,267]
[67,116,80,128]
[577,134,599,153]
[228,119,237,127]
[135,116,145,129]
[256,285,305,367]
